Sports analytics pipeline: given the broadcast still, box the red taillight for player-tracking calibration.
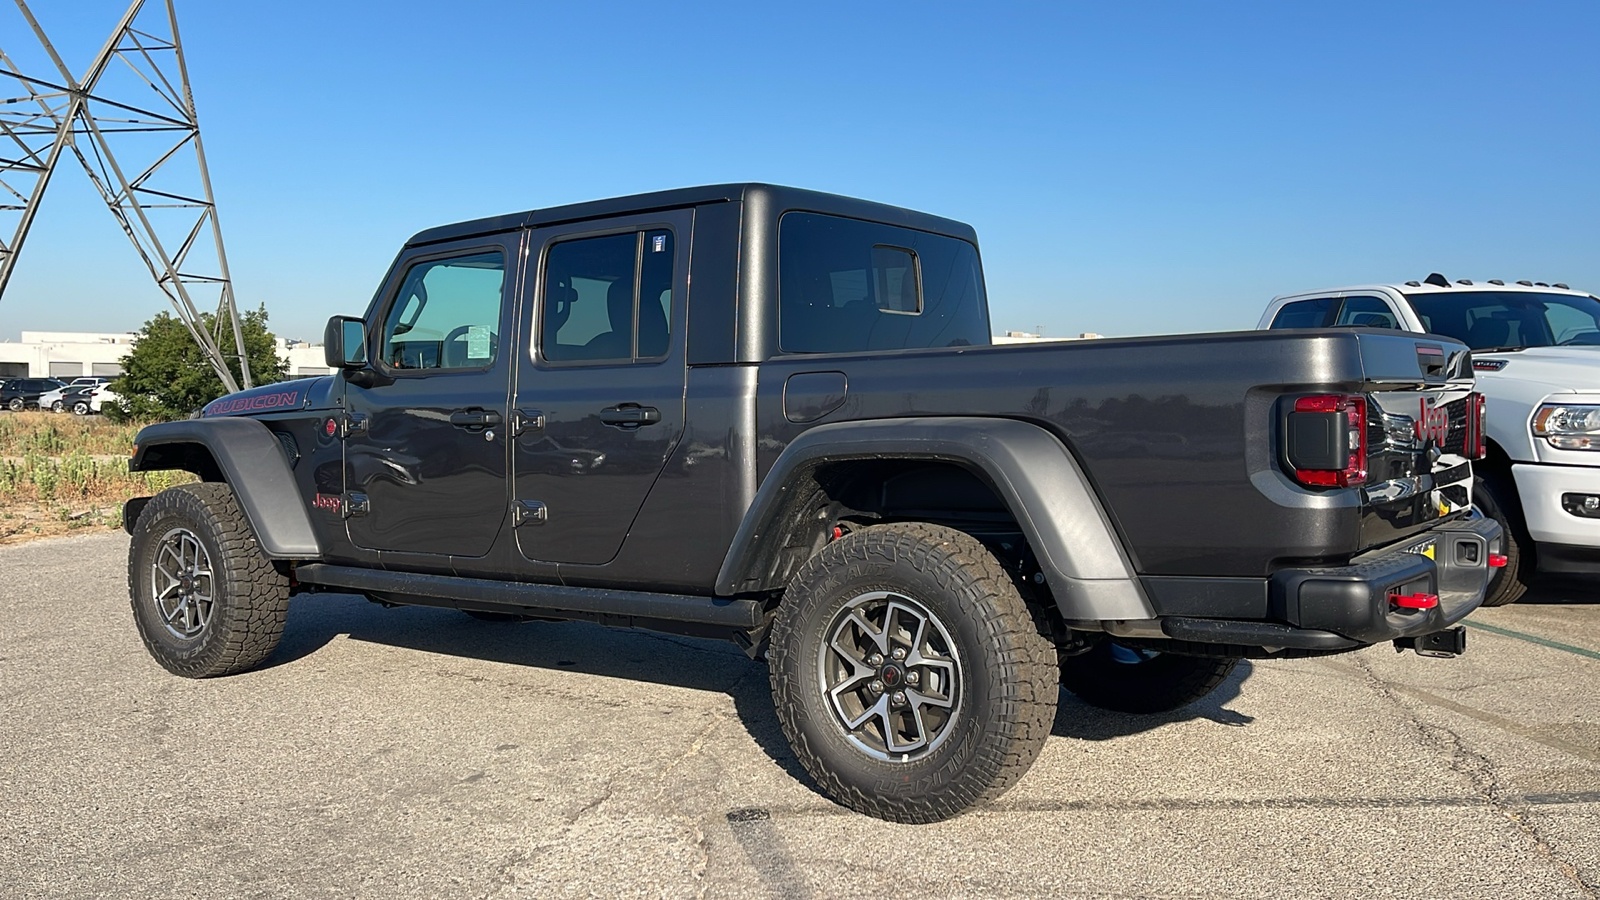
[1464,391,1487,460]
[1287,394,1367,488]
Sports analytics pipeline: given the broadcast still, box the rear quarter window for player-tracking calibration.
[1269,298,1334,328]
[778,213,990,353]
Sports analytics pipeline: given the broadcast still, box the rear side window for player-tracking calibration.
[541,229,674,363]
[1333,296,1400,329]
[779,213,989,353]
[1269,298,1334,329]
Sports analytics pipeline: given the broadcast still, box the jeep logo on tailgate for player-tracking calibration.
[1415,398,1450,446]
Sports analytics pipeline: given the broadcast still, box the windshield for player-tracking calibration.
[1404,291,1600,351]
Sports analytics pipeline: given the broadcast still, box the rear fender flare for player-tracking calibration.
[714,417,1154,621]
[129,418,320,558]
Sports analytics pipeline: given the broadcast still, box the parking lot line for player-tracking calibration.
[1462,619,1600,661]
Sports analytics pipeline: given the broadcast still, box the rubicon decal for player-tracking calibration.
[1415,398,1449,446]
[202,384,309,417]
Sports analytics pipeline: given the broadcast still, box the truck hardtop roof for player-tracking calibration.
[1274,279,1595,303]
[404,182,979,248]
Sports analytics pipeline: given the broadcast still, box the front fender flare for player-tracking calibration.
[715,417,1155,622]
[130,418,321,558]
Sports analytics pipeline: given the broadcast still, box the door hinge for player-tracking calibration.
[513,500,547,527]
[342,492,370,518]
[511,409,546,437]
[339,412,368,439]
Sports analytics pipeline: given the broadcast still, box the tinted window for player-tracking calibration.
[1269,298,1334,328]
[779,213,989,353]
[379,251,505,370]
[542,229,673,363]
[1403,291,1600,349]
[1333,296,1400,329]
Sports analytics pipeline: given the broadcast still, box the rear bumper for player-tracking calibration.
[1143,512,1502,652]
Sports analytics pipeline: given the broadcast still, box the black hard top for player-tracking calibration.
[405,183,979,247]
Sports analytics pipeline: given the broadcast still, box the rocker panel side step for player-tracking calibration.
[293,564,764,629]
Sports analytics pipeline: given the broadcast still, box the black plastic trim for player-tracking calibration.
[130,418,321,558]
[715,416,1154,621]
[294,564,762,628]
[1534,541,1600,575]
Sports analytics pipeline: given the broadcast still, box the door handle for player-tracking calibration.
[450,408,503,429]
[599,404,661,427]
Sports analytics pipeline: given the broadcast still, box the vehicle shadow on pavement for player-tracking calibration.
[1517,577,1600,605]
[1052,660,1256,740]
[269,594,1258,792]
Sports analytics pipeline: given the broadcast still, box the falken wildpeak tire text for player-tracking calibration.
[1059,641,1238,714]
[767,522,1057,823]
[127,483,291,678]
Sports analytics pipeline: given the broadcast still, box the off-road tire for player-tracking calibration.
[1060,641,1238,714]
[768,522,1057,823]
[1475,477,1528,607]
[128,483,291,678]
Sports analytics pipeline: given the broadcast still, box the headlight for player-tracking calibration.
[1532,403,1600,450]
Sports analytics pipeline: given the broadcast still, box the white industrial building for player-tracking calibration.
[0,331,332,381]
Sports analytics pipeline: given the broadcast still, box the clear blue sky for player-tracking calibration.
[2,0,1596,343]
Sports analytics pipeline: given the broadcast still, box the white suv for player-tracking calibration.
[1260,274,1600,605]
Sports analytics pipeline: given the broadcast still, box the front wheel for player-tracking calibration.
[1059,641,1238,713]
[7,397,22,411]
[768,523,1057,823]
[127,483,291,677]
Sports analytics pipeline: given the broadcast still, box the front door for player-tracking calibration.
[511,210,691,566]
[343,235,520,558]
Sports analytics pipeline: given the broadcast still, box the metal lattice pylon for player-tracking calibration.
[0,0,251,391]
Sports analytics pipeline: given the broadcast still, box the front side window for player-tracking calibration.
[779,213,989,353]
[1404,291,1600,350]
[541,229,674,363]
[379,251,505,370]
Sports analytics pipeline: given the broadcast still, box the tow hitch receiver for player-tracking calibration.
[1394,626,1467,658]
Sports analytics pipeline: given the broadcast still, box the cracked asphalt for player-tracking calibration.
[2,532,1596,899]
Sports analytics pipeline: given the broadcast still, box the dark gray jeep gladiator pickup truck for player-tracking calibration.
[124,183,1502,822]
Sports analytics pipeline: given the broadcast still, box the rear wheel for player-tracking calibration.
[1475,477,1529,607]
[7,397,22,411]
[1059,640,1238,713]
[768,522,1057,823]
[127,483,290,677]
[71,400,90,416]
[50,400,63,412]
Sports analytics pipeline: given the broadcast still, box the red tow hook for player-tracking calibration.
[1390,592,1440,610]
[1488,554,1509,568]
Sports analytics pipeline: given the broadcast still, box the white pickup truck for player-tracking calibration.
[1260,274,1600,605]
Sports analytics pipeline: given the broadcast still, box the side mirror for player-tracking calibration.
[324,315,367,368]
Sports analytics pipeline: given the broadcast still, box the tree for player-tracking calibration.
[108,306,288,422]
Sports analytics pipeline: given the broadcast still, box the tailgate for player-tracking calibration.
[1354,332,1479,550]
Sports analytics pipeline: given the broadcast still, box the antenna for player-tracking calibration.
[0,0,251,391]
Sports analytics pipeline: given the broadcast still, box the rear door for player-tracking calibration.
[511,210,691,566]
[342,234,521,558]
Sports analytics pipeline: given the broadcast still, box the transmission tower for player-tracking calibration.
[0,0,251,392]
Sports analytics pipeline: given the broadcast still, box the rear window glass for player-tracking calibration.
[778,213,989,353]
[1269,297,1333,328]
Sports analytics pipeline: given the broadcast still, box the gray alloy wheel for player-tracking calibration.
[50,400,63,412]
[71,400,90,415]
[149,527,216,639]
[817,590,964,761]
[7,397,22,411]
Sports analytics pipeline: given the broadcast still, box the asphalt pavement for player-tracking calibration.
[1,532,1596,899]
